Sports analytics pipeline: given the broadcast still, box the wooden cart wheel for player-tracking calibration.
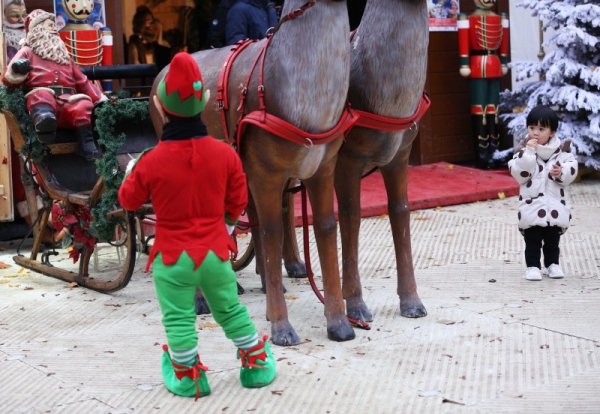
[230,210,255,271]
[77,211,137,292]
[231,232,255,271]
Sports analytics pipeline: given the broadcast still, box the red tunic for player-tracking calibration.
[458,12,509,79]
[118,136,248,271]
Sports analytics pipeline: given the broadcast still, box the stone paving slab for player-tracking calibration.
[1,178,599,413]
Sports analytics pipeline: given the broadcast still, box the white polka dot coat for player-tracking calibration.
[508,137,578,233]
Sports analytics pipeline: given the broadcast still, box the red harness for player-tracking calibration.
[216,37,358,150]
[216,40,431,151]
[352,92,431,131]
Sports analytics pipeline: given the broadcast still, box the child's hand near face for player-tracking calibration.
[526,137,538,149]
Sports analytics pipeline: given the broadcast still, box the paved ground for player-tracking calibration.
[1,177,599,414]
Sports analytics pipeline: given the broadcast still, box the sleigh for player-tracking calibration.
[0,77,255,292]
[0,88,155,292]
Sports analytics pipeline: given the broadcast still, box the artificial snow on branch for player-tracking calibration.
[500,0,600,170]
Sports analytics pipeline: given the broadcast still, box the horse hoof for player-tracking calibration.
[271,325,301,346]
[327,319,355,342]
[346,299,373,323]
[400,302,427,318]
[195,296,211,315]
[285,261,307,278]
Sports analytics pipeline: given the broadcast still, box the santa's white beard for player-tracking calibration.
[24,26,71,65]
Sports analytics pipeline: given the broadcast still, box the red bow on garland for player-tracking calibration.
[50,203,97,263]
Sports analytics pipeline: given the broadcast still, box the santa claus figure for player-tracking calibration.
[458,0,509,169]
[2,9,106,160]
[2,0,27,61]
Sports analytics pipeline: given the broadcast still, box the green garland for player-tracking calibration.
[92,97,151,242]
[0,86,152,243]
[0,86,48,161]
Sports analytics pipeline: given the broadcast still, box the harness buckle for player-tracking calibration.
[304,138,314,148]
[217,99,224,110]
[257,84,265,93]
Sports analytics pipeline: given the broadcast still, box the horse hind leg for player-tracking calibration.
[380,158,427,318]
[334,156,373,323]
[305,167,355,342]
[282,189,307,278]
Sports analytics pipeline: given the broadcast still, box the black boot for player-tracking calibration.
[471,114,491,169]
[486,113,501,169]
[30,104,57,135]
[75,127,101,160]
[36,132,56,145]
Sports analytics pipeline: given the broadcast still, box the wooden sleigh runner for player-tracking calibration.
[0,86,157,292]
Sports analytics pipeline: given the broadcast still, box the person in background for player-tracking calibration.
[225,0,277,45]
[118,52,276,399]
[508,105,578,281]
[127,6,170,69]
[3,0,27,61]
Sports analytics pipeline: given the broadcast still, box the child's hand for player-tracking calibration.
[526,137,538,149]
[550,162,561,177]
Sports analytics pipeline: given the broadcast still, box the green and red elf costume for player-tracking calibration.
[458,0,509,169]
[118,52,275,399]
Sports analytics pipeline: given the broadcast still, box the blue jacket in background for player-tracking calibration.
[225,0,278,45]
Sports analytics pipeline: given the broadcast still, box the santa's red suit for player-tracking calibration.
[3,46,103,128]
[1,9,104,159]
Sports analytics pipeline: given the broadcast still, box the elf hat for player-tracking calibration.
[24,9,53,33]
[157,52,209,118]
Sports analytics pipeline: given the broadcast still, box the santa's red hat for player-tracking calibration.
[24,9,53,33]
[157,52,208,118]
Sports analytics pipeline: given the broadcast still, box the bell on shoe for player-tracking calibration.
[238,335,276,388]
[525,267,542,281]
[161,344,211,400]
[546,264,565,279]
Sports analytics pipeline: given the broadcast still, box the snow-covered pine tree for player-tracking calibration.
[500,0,600,170]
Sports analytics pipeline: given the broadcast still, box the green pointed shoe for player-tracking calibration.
[162,345,211,399]
[238,336,277,388]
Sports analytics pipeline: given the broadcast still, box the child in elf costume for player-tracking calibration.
[118,52,276,399]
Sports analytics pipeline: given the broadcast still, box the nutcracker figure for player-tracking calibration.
[458,0,509,169]
[57,0,113,90]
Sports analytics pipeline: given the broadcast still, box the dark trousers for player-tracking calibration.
[523,226,562,269]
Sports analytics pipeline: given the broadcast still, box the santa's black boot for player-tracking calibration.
[30,104,57,139]
[75,127,101,160]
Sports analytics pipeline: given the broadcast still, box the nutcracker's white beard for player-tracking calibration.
[24,26,71,65]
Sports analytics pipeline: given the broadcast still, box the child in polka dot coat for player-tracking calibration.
[508,105,578,281]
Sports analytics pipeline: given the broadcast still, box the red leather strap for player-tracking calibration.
[236,105,358,148]
[352,92,431,131]
[216,39,255,143]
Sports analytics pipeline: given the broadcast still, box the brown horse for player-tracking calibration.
[334,0,429,321]
[150,0,354,346]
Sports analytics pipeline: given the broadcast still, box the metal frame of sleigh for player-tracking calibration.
[0,65,255,293]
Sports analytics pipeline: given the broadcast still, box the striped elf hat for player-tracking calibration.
[157,52,208,118]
